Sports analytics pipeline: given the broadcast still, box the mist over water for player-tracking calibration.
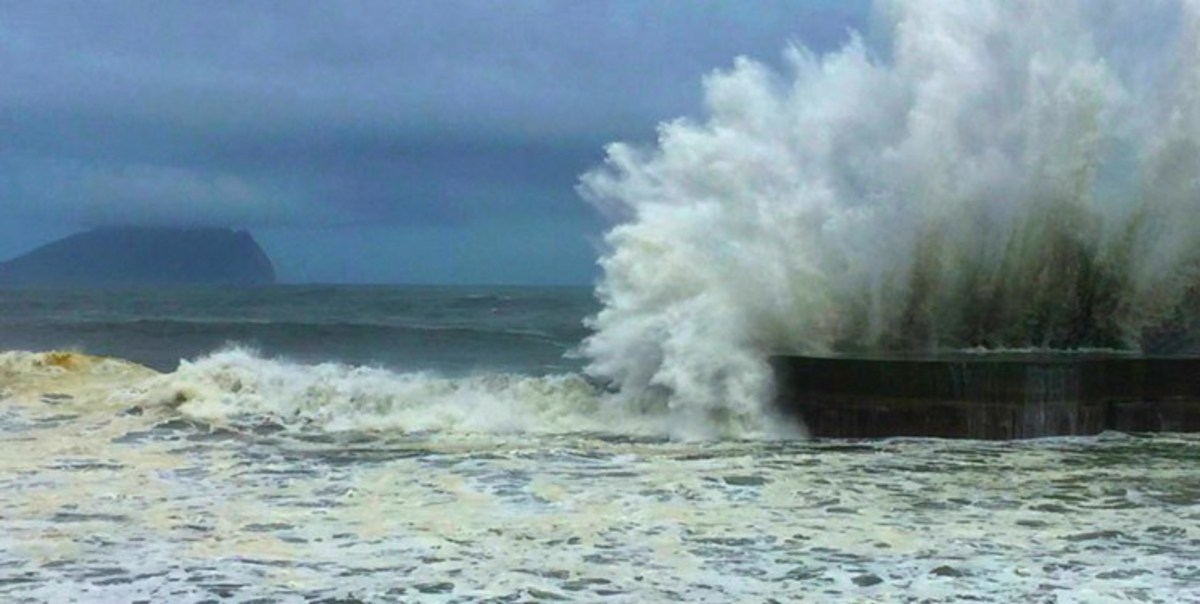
[580,0,1200,435]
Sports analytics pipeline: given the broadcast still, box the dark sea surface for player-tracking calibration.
[0,286,595,374]
[0,286,1198,602]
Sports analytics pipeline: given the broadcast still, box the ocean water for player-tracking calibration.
[1,285,1198,603]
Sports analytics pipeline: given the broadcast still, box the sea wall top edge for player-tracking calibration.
[769,351,1200,364]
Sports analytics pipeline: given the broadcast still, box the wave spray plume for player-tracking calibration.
[579,0,1200,437]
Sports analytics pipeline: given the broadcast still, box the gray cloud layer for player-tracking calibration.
[2,1,865,229]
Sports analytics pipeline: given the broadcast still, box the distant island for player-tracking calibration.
[0,227,276,286]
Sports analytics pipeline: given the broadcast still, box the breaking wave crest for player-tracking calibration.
[148,348,801,439]
[144,348,618,436]
[579,0,1200,435]
[2,349,794,440]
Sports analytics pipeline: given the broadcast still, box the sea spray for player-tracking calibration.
[579,0,1200,434]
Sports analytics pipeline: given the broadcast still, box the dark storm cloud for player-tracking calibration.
[0,0,868,229]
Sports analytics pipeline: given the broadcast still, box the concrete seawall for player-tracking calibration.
[771,355,1200,439]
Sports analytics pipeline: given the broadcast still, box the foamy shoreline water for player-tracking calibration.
[1,350,1198,602]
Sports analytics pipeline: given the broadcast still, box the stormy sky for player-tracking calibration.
[1,1,867,284]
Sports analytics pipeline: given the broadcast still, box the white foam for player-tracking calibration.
[0,347,796,440]
[129,347,700,437]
